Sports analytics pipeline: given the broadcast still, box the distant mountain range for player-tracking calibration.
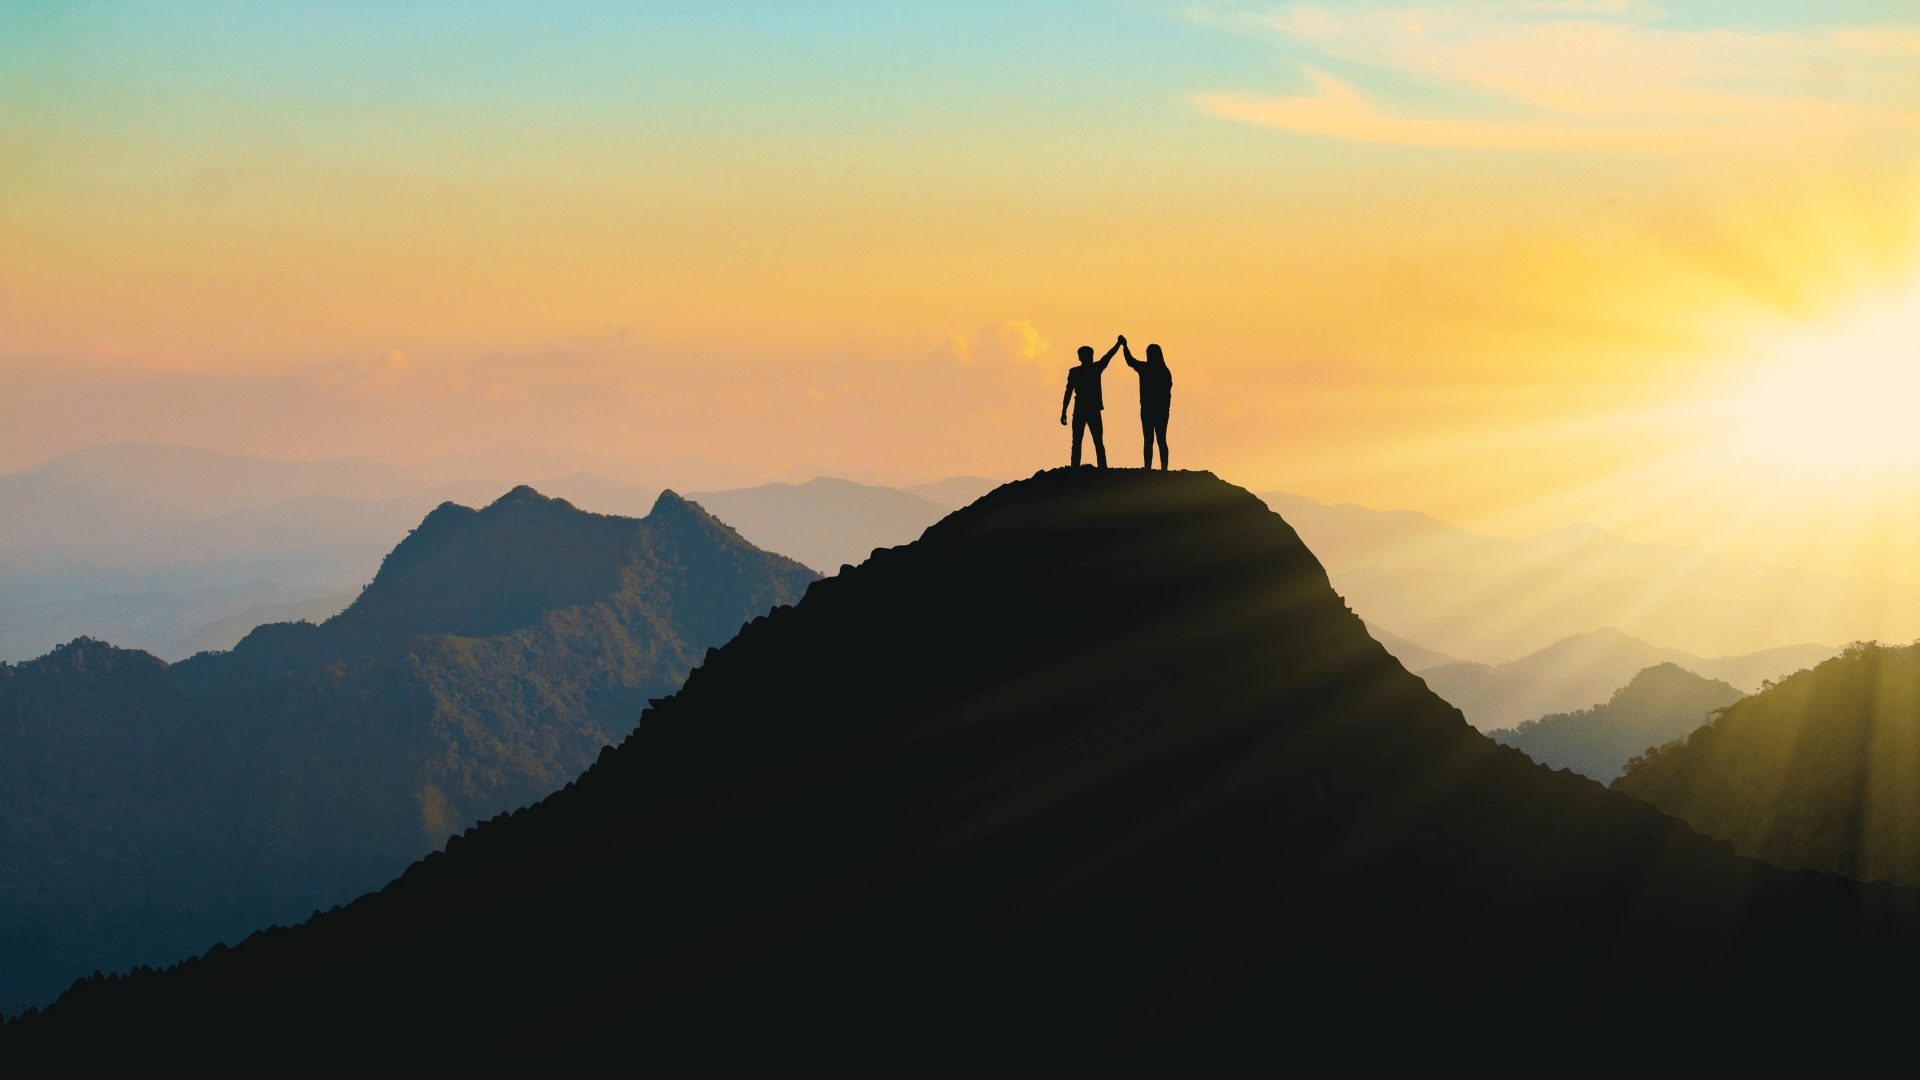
[11,468,1917,1060]
[684,477,953,573]
[900,476,1000,509]
[1,444,996,661]
[13,443,1898,670]
[1408,626,1836,729]
[1259,490,1917,660]
[1489,663,1745,783]
[1363,621,1463,671]
[0,486,815,1015]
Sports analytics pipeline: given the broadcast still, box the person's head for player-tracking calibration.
[1146,344,1165,366]
[1077,345,1094,364]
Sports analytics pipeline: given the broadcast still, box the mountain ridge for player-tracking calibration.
[1489,662,1745,781]
[12,468,1917,1059]
[0,485,817,1015]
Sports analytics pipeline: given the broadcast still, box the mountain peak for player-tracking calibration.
[487,484,561,508]
[648,487,700,517]
[23,466,1920,1057]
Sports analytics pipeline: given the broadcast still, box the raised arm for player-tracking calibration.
[1122,341,1143,371]
[1098,340,1122,371]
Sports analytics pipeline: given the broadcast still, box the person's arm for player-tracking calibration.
[1061,377,1073,424]
[1122,340,1143,371]
[1099,340,1122,370]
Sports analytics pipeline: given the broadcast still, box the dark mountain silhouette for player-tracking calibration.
[10,468,1919,1061]
[0,486,814,1015]
[1613,642,1920,887]
[1488,663,1744,782]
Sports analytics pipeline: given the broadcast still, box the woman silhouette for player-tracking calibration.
[1121,337,1171,470]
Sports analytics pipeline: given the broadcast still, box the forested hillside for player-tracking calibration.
[1488,663,1743,781]
[1612,643,1920,886]
[0,486,815,1014]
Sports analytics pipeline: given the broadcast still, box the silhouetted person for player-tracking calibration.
[1060,340,1121,467]
[1121,337,1172,470]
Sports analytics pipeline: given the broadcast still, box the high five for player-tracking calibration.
[1061,334,1171,469]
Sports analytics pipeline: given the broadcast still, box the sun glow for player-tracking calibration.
[1724,284,1920,473]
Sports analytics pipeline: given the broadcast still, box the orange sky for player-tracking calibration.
[3,2,1919,585]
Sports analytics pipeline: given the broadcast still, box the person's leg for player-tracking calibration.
[1089,412,1107,468]
[1071,415,1086,466]
[1155,412,1170,470]
[1140,411,1154,468]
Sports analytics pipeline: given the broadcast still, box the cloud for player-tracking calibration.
[1199,70,1672,152]
[1200,3,1920,152]
[926,320,1060,377]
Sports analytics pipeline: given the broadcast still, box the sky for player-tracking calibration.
[3,1,1919,585]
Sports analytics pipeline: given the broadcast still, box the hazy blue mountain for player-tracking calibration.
[1257,490,1900,659]
[685,476,952,572]
[1418,662,1619,731]
[1,444,998,661]
[0,486,815,1016]
[0,480,517,661]
[1417,627,1834,729]
[166,590,361,658]
[1494,626,1836,693]
[4,443,763,519]
[902,476,1001,510]
[9,444,424,518]
[523,472,663,518]
[1364,621,1462,671]
[0,583,348,664]
[1,476,515,565]
[1488,663,1744,782]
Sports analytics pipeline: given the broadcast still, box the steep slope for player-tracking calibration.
[1364,620,1462,671]
[12,468,1919,1059]
[1613,643,1920,886]
[1488,663,1744,782]
[0,487,815,1016]
[684,475,953,571]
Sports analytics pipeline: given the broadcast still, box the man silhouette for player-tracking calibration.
[1061,340,1121,467]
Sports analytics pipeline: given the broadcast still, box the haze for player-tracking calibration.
[4,1,1919,589]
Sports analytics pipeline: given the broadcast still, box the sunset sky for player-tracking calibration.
[4,2,1919,585]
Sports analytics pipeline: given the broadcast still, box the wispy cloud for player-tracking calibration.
[1197,2,1920,152]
